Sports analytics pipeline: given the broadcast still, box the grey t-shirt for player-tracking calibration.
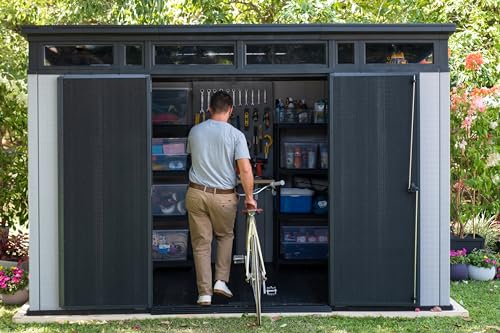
[187,119,250,189]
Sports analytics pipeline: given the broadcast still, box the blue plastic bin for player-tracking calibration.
[280,188,314,213]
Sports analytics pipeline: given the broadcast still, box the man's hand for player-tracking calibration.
[245,197,257,210]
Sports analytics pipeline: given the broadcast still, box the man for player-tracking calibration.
[186,90,257,306]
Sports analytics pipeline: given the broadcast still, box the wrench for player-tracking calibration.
[264,89,267,104]
[238,89,242,106]
[257,89,260,105]
[251,89,254,106]
[245,89,248,106]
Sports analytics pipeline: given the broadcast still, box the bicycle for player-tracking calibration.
[233,179,285,325]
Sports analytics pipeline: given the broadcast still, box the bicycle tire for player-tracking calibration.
[250,234,262,325]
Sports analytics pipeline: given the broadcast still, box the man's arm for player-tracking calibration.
[237,158,257,209]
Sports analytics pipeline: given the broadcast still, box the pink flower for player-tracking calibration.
[461,116,472,129]
[472,96,486,112]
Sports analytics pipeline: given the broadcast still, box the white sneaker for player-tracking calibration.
[214,280,233,298]
[197,295,211,306]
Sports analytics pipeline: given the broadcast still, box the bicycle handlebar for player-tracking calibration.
[238,179,285,197]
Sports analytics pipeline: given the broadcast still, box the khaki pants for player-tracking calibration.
[185,187,238,296]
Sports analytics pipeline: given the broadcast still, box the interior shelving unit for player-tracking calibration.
[272,85,329,265]
[151,83,193,268]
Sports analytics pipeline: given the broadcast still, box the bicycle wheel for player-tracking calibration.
[250,234,262,325]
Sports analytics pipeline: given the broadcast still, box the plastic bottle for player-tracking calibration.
[320,144,328,169]
[293,145,302,169]
[286,145,294,168]
[308,147,316,168]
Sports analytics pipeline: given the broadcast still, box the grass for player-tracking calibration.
[0,280,498,333]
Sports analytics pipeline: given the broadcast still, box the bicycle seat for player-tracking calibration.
[242,208,264,214]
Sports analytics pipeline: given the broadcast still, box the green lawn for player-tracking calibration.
[0,281,498,333]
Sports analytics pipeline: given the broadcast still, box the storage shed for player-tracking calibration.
[22,24,454,314]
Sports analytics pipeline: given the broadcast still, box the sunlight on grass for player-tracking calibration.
[0,281,498,333]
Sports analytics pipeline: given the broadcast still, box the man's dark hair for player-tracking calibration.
[210,91,233,114]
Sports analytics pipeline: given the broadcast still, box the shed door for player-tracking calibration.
[330,74,418,307]
[59,76,150,309]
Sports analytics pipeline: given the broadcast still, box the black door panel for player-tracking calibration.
[330,75,418,306]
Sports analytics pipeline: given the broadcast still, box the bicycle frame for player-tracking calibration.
[245,210,267,288]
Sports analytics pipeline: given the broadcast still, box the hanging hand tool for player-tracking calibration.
[263,107,271,128]
[263,89,267,104]
[258,124,263,153]
[245,89,248,106]
[195,89,205,125]
[238,89,242,106]
[232,89,236,104]
[257,89,261,105]
[253,126,258,156]
[263,134,273,160]
[251,89,255,106]
[244,108,250,130]
[205,89,212,121]
[254,159,266,177]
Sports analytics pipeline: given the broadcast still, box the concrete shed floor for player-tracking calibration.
[13,299,468,324]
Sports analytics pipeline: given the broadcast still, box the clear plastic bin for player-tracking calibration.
[152,229,188,261]
[282,142,318,169]
[152,89,189,125]
[152,184,188,216]
[281,226,328,260]
[152,154,188,171]
[152,138,187,155]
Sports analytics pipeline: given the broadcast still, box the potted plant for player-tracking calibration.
[450,248,469,281]
[467,249,497,281]
[0,265,29,305]
[450,80,499,252]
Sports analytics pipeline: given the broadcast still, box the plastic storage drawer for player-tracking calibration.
[152,229,188,261]
[281,226,328,260]
[152,89,189,125]
[282,142,318,169]
[280,188,314,213]
[152,154,188,171]
[152,138,188,171]
[152,184,187,216]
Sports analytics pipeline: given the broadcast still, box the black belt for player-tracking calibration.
[189,182,235,194]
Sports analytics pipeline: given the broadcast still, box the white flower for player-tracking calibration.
[490,121,498,130]
[456,140,467,151]
[492,174,500,185]
[486,152,500,167]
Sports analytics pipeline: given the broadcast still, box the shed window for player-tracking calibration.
[337,43,355,64]
[246,43,326,65]
[155,45,234,65]
[365,43,433,64]
[126,45,143,65]
[44,45,113,66]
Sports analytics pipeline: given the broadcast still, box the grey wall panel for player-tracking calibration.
[419,73,440,306]
[439,72,451,306]
[60,76,149,308]
[331,74,417,306]
[38,75,61,310]
[27,74,40,311]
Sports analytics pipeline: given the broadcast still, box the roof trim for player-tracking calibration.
[21,24,456,38]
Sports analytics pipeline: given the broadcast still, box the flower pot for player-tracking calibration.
[1,289,29,305]
[468,265,496,281]
[0,260,18,269]
[450,263,469,281]
[450,234,485,253]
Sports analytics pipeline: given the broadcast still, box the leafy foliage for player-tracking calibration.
[0,0,498,229]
